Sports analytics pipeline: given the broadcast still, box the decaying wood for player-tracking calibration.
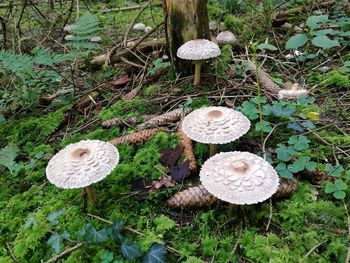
[245,60,280,97]
[164,0,210,73]
[90,39,165,66]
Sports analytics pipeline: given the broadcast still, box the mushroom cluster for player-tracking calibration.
[181,106,250,156]
[200,151,279,205]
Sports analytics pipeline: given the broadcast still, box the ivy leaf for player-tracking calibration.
[285,34,308,49]
[47,209,65,226]
[78,224,108,243]
[287,121,304,132]
[305,161,317,171]
[312,35,340,49]
[301,120,316,129]
[335,180,347,191]
[24,215,37,229]
[143,244,166,263]
[47,231,70,254]
[298,96,315,105]
[333,190,346,200]
[121,239,142,260]
[0,143,20,174]
[100,250,114,263]
[325,164,344,177]
[110,221,124,244]
[325,183,337,193]
[306,15,328,30]
[276,146,295,162]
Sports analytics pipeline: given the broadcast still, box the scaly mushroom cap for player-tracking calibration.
[216,31,237,45]
[90,36,101,43]
[46,140,119,189]
[133,23,146,31]
[200,151,279,205]
[63,24,76,32]
[177,39,221,61]
[182,106,250,144]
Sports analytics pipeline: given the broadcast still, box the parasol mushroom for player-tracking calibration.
[181,106,250,156]
[177,39,221,86]
[200,151,279,213]
[216,31,237,46]
[46,140,119,206]
[133,23,146,31]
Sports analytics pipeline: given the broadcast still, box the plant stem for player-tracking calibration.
[193,62,202,86]
[252,51,264,151]
[209,144,217,157]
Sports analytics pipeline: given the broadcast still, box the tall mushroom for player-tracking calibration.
[200,151,279,213]
[177,39,221,86]
[46,140,119,206]
[181,106,250,156]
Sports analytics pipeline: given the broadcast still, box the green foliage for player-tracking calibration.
[149,58,171,76]
[143,244,166,263]
[325,180,347,199]
[285,34,308,49]
[0,143,20,174]
[217,45,232,76]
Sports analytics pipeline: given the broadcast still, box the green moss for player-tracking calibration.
[218,45,232,77]
[324,70,350,90]
[224,15,242,29]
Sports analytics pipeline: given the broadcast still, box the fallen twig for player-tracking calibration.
[45,243,83,263]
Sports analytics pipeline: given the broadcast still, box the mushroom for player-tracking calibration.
[278,83,308,99]
[133,23,146,31]
[181,106,251,157]
[144,26,152,33]
[177,39,221,86]
[216,31,237,45]
[200,151,279,213]
[63,24,76,32]
[46,140,119,206]
[64,34,74,41]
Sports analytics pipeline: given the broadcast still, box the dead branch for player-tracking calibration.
[44,243,83,263]
[101,3,162,13]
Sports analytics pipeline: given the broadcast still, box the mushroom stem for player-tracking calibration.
[85,185,95,204]
[209,144,217,157]
[193,62,202,86]
[228,204,238,217]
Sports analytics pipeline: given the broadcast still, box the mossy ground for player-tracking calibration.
[0,1,349,262]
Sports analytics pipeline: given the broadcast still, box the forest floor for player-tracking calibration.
[0,0,350,262]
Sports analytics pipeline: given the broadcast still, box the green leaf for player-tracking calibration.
[110,221,124,244]
[47,209,65,226]
[257,43,277,51]
[279,170,293,179]
[285,34,308,49]
[325,183,337,193]
[305,161,317,171]
[121,240,142,260]
[333,190,346,200]
[298,96,315,105]
[306,15,328,30]
[241,101,259,120]
[143,244,166,263]
[346,170,350,180]
[47,234,62,254]
[255,120,272,133]
[154,215,176,234]
[325,164,344,177]
[276,146,295,162]
[100,250,114,263]
[312,35,340,49]
[0,143,20,174]
[78,224,108,243]
[334,180,347,191]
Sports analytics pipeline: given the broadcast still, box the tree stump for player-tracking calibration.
[163,0,210,74]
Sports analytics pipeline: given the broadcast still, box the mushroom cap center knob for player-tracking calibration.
[206,109,224,119]
[230,161,248,172]
[71,148,92,160]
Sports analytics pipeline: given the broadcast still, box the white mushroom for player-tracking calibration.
[46,140,119,204]
[181,106,250,156]
[216,31,237,45]
[177,39,221,86]
[278,83,308,99]
[144,26,152,33]
[90,36,101,43]
[64,34,74,41]
[200,151,279,205]
[63,24,76,32]
[133,23,146,31]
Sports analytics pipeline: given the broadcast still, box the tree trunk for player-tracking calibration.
[164,0,210,74]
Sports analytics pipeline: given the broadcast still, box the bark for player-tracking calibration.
[164,0,210,74]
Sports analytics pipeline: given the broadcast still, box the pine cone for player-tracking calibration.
[245,60,280,96]
[109,128,160,145]
[273,178,299,199]
[166,185,218,208]
[298,169,335,184]
[102,115,157,128]
[137,108,191,130]
[178,121,197,172]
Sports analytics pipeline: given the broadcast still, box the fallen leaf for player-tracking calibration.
[160,145,184,168]
[170,161,190,183]
[110,75,131,86]
[151,175,177,190]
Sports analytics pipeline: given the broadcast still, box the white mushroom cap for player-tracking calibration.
[278,89,309,99]
[177,39,221,61]
[133,23,146,31]
[63,24,76,32]
[200,151,279,205]
[181,106,250,144]
[46,140,119,189]
[64,35,74,41]
[144,26,152,33]
[90,36,101,43]
[216,31,237,45]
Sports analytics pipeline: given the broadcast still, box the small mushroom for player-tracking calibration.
[216,31,237,45]
[64,34,74,41]
[90,36,101,43]
[133,23,146,31]
[177,39,221,86]
[46,140,119,206]
[278,83,308,99]
[181,106,250,156]
[200,151,279,213]
[144,26,152,33]
[63,24,76,32]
